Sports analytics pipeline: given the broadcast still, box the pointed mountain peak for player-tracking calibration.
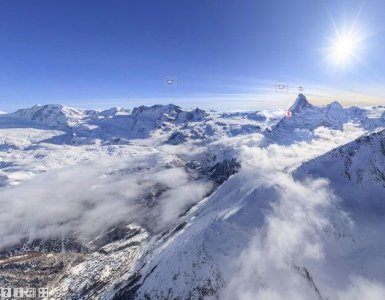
[289,94,313,113]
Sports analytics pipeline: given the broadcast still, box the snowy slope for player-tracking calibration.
[114,138,382,300]
[111,122,385,300]
[296,128,385,216]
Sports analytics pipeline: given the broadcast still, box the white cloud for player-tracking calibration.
[218,124,385,300]
[222,172,335,300]
[0,153,210,248]
[336,276,385,300]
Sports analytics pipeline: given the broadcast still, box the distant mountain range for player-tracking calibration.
[6,94,385,146]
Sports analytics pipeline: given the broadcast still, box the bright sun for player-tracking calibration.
[328,32,360,67]
[326,24,365,68]
[332,35,355,61]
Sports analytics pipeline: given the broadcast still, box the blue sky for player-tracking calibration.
[0,0,385,112]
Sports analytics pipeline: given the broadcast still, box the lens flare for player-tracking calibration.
[327,28,363,68]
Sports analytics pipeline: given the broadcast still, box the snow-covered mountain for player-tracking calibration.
[296,128,385,216]
[1,95,385,299]
[269,94,349,142]
[11,104,85,129]
[73,104,214,143]
[98,106,131,118]
[267,94,382,144]
[5,103,265,145]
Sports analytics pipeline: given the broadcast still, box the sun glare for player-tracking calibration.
[327,30,362,67]
[332,35,355,61]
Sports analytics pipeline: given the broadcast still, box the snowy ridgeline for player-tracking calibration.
[0,95,385,299]
[7,103,266,144]
[4,94,385,145]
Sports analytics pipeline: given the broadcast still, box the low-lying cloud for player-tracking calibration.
[0,152,211,248]
[216,124,385,300]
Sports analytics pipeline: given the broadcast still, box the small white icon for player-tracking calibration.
[38,287,49,298]
[0,288,12,298]
[276,81,288,92]
[298,86,304,92]
[25,287,36,298]
[164,76,177,87]
[13,288,24,298]
[285,111,293,118]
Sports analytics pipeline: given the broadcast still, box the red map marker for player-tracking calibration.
[285,111,292,118]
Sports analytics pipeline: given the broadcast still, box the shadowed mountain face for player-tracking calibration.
[1,95,385,299]
[296,129,385,217]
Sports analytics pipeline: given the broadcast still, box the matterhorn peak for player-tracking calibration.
[289,94,313,113]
